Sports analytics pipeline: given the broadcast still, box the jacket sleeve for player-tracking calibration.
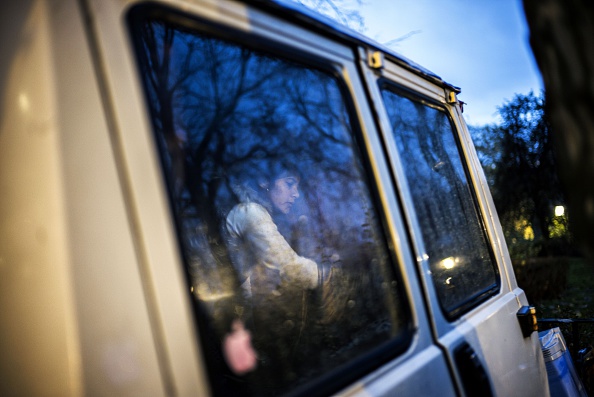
[226,203,318,290]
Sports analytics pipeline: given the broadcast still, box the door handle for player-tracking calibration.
[454,342,494,397]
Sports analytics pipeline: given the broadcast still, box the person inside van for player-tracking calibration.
[224,159,320,390]
[226,161,319,298]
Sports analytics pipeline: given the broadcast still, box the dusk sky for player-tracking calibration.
[352,0,543,126]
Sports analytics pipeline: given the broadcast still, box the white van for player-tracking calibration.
[1,0,549,396]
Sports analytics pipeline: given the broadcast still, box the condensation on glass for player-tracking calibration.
[380,87,499,318]
[129,8,410,396]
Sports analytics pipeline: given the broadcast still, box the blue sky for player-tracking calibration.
[356,0,543,126]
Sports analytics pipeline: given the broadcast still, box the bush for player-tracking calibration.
[513,257,571,303]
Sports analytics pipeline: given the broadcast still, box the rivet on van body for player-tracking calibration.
[368,50,384,70]
[447,91,457,104]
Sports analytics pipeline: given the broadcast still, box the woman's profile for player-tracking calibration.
[224,159,320,390]
[226,162,318,297]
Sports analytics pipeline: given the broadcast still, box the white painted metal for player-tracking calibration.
[360,53,549,396]
[1,0,165,395]
[0,0,550,396]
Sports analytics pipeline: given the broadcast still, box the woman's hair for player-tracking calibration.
[260,158,301,184]
[229,157,301,207]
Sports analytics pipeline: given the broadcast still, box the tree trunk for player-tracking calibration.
[522,0,594,260]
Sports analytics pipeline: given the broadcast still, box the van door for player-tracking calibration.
[359,50,549,396]
[87,0,459,395]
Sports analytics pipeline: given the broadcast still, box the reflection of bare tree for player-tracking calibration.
[136,20,392,314]
[382,89,496,313]
[382,92,467,241]
[131,16,407,394]
[139,22,369,245]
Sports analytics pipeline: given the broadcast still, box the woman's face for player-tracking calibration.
[268,176,300,214]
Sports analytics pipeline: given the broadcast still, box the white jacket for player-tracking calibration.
[226,202,318,297]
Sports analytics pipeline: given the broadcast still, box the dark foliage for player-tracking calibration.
[513,257,570,303]
[472,92,571,258]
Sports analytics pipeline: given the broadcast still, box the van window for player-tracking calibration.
[129,8,410,396]
[380,87,499,318]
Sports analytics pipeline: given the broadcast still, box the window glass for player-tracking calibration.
[129,10,409,396]
[380,87,498,317]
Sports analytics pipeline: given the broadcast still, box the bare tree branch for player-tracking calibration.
[383,30,422,48]
[293,0,367,32]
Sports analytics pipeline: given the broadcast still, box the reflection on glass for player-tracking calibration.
[130,13,409,396]
[381,87,498,317]
[440,257,456,270]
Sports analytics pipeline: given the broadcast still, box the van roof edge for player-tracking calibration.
[244,0,462,94]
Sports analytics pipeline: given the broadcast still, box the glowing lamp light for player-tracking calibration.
[441,257,456,270]
[554,205,565,217]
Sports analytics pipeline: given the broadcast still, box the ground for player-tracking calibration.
[530,258,594,394]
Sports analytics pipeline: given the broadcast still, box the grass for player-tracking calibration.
[529,258,594,395]
[514,256,594,352]
[529,258,594,387]
[535,258,594,320]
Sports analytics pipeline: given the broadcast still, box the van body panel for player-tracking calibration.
[338,346,456,397]
[360,51,549,397]
[1,0,550,396]
[90,0,458,395]
[1,2,81,395]
[1,0,167,395]
[81,0,209,394]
